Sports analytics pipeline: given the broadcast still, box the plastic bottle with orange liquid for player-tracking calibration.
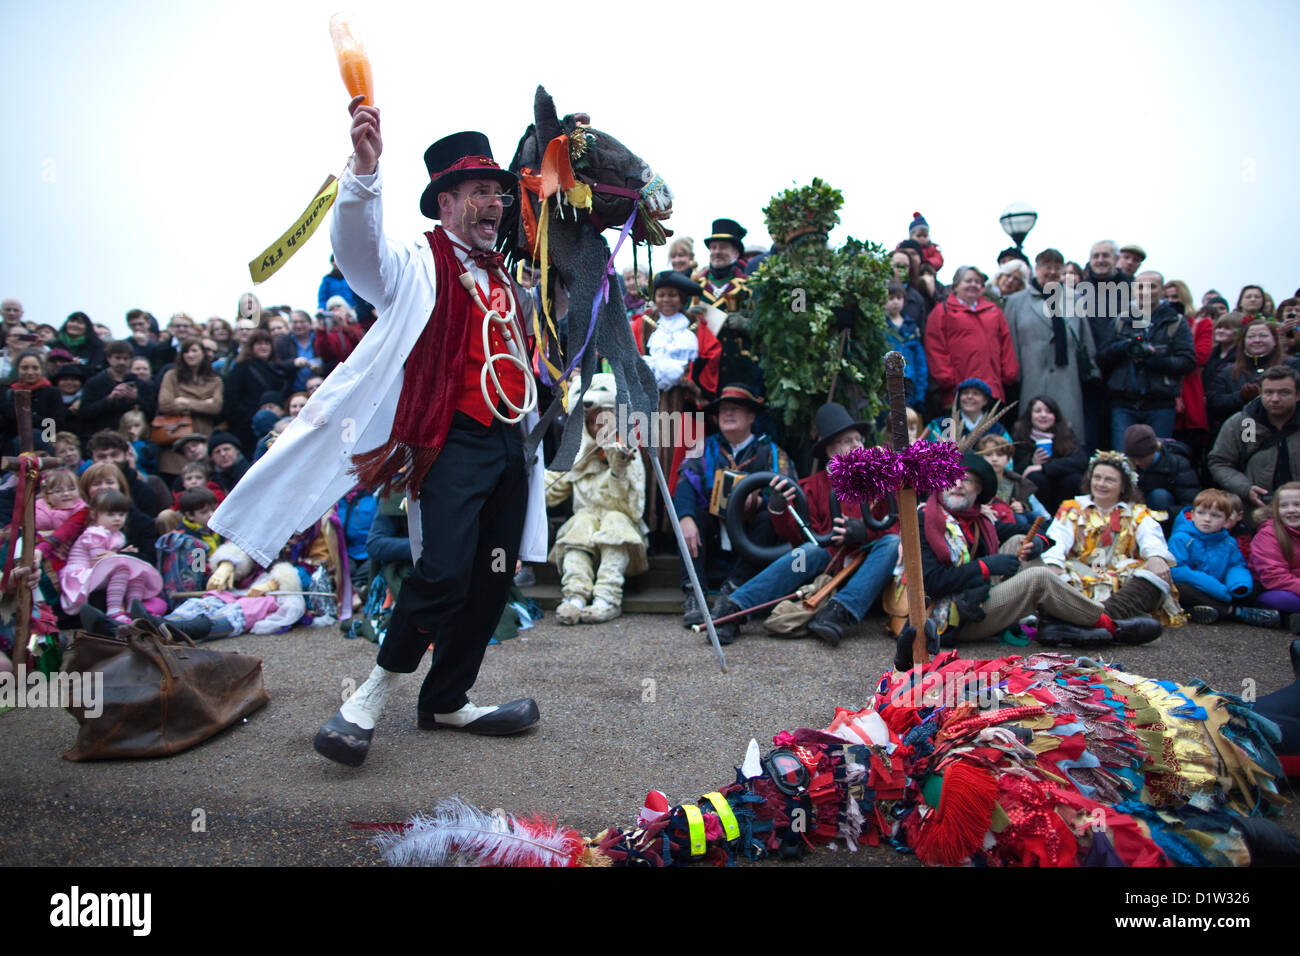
[330,14,374,106]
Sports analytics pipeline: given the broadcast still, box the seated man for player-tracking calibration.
[707,402,899,647]
[674,383,795,626]
[893,452,1161,669]
[1209,365,1300,515]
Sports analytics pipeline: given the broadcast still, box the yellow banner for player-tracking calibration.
[247,175,340,284]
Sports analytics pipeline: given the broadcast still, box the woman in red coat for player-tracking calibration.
[923,266,1019,407]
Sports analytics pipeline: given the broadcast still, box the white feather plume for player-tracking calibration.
[373,797,580,868]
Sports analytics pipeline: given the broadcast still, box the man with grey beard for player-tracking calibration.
[894,453,1160,668]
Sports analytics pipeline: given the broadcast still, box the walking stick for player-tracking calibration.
[689,585,809,632]
[646,450,726,672]
[883,352,930,668]
[825,328,851,405]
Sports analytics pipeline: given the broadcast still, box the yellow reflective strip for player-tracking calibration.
[681,803,706,857]
[702,791,739,842]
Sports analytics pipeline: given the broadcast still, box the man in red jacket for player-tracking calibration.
[924,265,1020,406]
[706,403,900,647]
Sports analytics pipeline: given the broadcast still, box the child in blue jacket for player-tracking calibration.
[1170,488,1276,627]
[883,280,926,412]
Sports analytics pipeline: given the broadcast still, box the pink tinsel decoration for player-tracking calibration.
[827,446,903,504]
[899,441,966,496]
[829,441,965,502]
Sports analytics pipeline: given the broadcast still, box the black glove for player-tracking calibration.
[832,306,858,331]
[840,517,867,548]
[982,553,1021,578]
[894,619,940,671]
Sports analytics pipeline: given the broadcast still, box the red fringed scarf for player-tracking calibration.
[350,227,479,499]
[923,492,998,566]
[10,377,52,391]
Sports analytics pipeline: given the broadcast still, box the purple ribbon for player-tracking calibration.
[538,204,638,387]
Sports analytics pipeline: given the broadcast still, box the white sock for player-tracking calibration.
[434,702,498,726]
[340,665,399,730]
[561,595,587,609]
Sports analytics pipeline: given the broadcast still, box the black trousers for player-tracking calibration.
[376,413,527,713]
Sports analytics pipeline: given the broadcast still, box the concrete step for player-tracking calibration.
[522,584,686,615]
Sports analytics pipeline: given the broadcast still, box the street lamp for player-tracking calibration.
[999,202,1038,251]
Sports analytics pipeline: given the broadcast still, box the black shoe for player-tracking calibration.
[1229,606,1281,629]
[682,591,704,628]
[312,711,373,767]
[1110,616,1162,645]
[417,698,540,735]
[807,600,855,648]
[129,599,212,641]
[1289,638,1300,676]
[79,604,120,638]
[708,596,742,646]
[894,620,940,670]
[1035,620,1113,647]
[718,580,739,600]
[1189,605,1220,625]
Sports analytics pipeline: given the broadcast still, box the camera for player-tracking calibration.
[1127,334,1147,358]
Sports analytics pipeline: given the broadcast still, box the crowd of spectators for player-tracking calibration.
[3,219,1299,673]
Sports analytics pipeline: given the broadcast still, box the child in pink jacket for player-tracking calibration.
[1248,481,1300,623]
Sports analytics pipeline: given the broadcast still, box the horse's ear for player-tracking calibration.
[534,86,561,142]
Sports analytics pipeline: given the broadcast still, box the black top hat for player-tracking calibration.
[811,402,872,461]
[651,270,702,305]
[705,218,747,255]
[419,131,518,221]
[704,382,765,414]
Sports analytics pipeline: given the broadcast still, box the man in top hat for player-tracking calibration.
[697,218,765,401]
[708,402,900,647]
[672,383,795,625]
[211,95,548,768]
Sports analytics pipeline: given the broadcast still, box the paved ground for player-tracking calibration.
[1,611,1297,867]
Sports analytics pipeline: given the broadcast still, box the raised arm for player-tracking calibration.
[329,96,409,314]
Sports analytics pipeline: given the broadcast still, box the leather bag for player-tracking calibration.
[61,619,269,760]
[150,414,193,446]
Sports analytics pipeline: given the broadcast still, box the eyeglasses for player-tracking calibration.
[465,189,514,208]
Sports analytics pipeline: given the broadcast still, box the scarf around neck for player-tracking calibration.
[10,376,52,392]
[924,491,997,566]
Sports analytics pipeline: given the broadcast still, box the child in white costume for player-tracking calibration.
[545,374,648,624]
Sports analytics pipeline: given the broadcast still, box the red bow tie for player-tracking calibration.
[467,248,505,272]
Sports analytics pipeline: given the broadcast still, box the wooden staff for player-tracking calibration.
[802,549,867,611]
[883,352,929,667]
[1017,516,1045,560]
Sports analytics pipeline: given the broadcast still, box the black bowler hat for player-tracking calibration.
[651,270,702,304]
[811,402,872,460]
[53,363,89,383]
[419,131,518,221]
[705,218,747,255]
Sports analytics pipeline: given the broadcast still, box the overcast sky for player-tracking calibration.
[3,0,1297,336]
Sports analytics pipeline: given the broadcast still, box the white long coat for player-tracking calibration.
[210,164,548,568]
